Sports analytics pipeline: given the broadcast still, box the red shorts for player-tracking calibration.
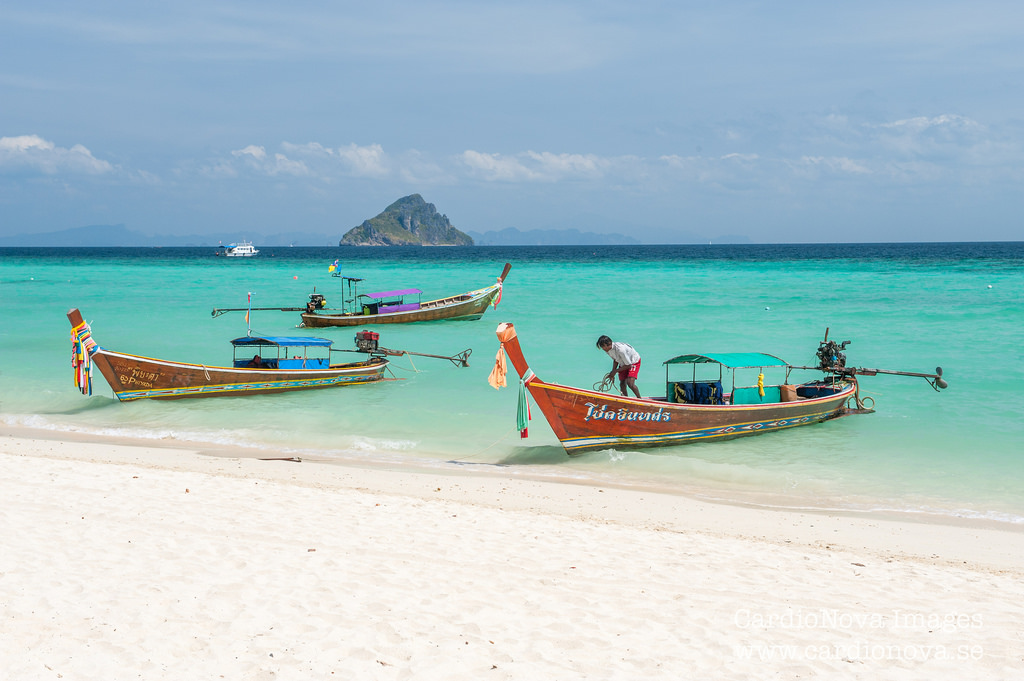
[617,359,641,380]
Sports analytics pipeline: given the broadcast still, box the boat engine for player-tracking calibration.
[816,337,850,372]
[307,293,326,313]
[354,330,380,353]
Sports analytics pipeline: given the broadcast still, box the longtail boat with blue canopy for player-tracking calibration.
[492,322,947,455]
[68,308,388,401]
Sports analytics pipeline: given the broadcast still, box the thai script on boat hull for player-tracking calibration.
[583,402,671,423]
[111,360,159,388]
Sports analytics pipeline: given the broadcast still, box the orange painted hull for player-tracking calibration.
[495,322,856,454]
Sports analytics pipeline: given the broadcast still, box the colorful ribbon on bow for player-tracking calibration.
[70,321,98,395]
[489,341,530,438]
[491,279,503,308]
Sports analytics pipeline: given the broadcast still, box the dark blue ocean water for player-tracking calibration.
[2,243,1022,523]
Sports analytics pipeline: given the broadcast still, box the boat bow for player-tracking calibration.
[495,322,534,383]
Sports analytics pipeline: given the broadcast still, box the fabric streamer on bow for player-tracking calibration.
[491,279,503,308]
[488,345,507,389]
[70,321,97,395]
[487,338,529,437]
[517,378,532,438]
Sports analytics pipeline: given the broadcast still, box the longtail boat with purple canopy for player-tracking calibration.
[491,322,947,455]
[68,308,388,401]
[297,263,511,328]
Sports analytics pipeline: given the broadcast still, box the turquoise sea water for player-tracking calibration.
[2,244,1022,523]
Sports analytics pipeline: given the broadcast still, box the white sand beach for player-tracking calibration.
[2,426,1022,680]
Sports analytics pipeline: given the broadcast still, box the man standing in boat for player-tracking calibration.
[597,335,642,398]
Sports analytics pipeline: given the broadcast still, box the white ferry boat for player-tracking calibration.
[217,241,260,257]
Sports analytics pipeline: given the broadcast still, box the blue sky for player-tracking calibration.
[2,1,1022,243]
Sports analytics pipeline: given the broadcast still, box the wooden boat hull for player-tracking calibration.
[495,322,857,454]
[301,284,499,327]
[300,264,510,328]
[69,308,387,401]
[87,349,388,401]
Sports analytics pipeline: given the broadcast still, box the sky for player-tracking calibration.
[2,1,1023,244]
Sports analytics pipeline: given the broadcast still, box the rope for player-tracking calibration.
[386,358,421,374]
[593,374,616,392]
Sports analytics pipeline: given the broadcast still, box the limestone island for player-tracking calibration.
[340,194,474,246]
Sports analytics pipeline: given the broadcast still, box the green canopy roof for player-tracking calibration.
[663,352,788,368]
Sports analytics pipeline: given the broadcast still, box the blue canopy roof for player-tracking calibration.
[230,335,333,348]
[663,352,788,368]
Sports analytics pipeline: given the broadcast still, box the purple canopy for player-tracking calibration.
[367,288,422,298]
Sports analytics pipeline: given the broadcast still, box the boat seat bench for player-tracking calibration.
[667,381,724,404]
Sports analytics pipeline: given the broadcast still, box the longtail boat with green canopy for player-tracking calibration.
[491,322,947,455]
[68,308,388,401]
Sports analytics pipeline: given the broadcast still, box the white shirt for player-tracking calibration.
[605,341,640,367]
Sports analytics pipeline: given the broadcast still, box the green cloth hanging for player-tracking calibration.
[517,379,531,438]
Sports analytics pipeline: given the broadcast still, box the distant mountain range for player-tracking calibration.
[467,227,641,245]
[0,222,752,247]
[0,224,338,247]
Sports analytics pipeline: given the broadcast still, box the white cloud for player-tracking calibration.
[204,127,1003,197]
[877,114,979,133]
[0,134,114,174]
[461,150,537,181]
[270,153,309,176]
[229,144,309,176]
[231,141,391,179]
[461,149,612,182]
[720,153,760,162]
[867,113,990,163]
[659,154,698,169]
[232,144,267,160]
[335,143,389,178]
[395,150,452,185]
[659,153,766,185]
[280,142,331,158]
[796,156,870,174]
[524,151,608,177]
[198,160,238,179]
